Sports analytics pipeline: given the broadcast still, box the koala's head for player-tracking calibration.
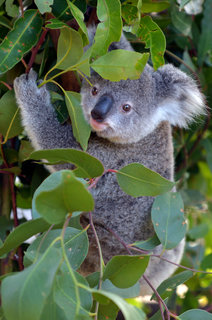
[80,30,205,144]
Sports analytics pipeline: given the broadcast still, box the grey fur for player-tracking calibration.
[14,34,205,296]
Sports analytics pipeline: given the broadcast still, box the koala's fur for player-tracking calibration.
[14,30,205,295]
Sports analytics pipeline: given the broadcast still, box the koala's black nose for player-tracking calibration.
[91,95,114,122]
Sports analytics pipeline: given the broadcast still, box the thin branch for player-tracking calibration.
[18,0,24,17]
[0,81,12,91]
[89,211,104,320]
[27,28,49,73]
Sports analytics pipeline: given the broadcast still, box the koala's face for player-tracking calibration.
[80,68,157,144]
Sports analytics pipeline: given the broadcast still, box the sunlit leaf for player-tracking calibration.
[35,0,53,14]
[179,309,212,320]
[91,50,149,81]
[116,163,174,197]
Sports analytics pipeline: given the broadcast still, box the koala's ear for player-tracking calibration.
[152,64,206,128]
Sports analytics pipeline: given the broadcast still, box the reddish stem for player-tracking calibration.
[0,81,12,91]
[18,0,24,17]
[26,28,49,73]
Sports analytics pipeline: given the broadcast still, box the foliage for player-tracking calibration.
[0,0,212,319]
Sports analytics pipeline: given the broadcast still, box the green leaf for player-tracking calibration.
[0,90,22,140]
[56,27,83,71]
[32,170,94,224]
[151,271,193,300]
[91,50,149,81]
[1,245,62,320]
[5,0,18,17]
[141,0,170,13]
[92,289,146,320]
[0,10,43,74]
[65,91,91,151]
[28,149,104,178]
[46,18,67,29]
[52,0,86,22]
[179,309,212,320]
[0,167,21,175]
[132,234,161,251]
[0,16,12,29]
[19,140,34,162]
[24,227,88,269]
[198,0,212,66]
[151,192,186,249]
[101,279,140,299]
[0,218,55,257]
[134,16,166,70]
[202,139,212,173]
[35,0,53,14]
[53,268,92,319]
[170,3,192,36]
[201,253,212,270]
[116,163,174,197]
[188,223,209,240]
[92,0,122,58]
[103,255,149,288]
[66,0,89,45]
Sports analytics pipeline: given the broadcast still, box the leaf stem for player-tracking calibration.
[89,211,104,320]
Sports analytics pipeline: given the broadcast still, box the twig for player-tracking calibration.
[26,28,49,73]
[0,81,12,91]
[89,212,104,320]
[18,0,24,17]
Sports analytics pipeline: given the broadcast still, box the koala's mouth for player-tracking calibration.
[90,118,109,132]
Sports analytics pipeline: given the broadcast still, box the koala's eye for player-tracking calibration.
[122,104,131,112]
[92,86,98,96]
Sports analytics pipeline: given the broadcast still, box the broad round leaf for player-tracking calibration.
[179,309,212,320]
[132,234,161,251]
[116,163,175,197]
[151,192,186,249]
[92,289,146,320]
[28,149,104,178]
[2,246,62,320]
[103,255,149,288]
[24,227,88,270]
[32,170,94,224]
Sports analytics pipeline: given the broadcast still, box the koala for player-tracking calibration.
[14,31,205,296]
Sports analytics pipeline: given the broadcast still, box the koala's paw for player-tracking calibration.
[14,69,50,107]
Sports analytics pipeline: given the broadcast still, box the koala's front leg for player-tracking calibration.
[14,69,79,151]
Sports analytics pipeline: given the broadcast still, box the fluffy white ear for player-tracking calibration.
[152,64,206,128]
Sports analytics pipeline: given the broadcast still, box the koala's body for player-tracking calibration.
[14,32,205,295]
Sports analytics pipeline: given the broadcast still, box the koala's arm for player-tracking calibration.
[14,70,79,151]
[153,64,206,128]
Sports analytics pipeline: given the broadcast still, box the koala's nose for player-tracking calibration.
[91,95,114,122]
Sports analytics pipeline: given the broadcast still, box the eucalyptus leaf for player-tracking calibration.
[202,139,212,173]
[151,271,193,300]
[134,16,166,70]
[103,255,149,288]
[56,27,83,71]
[151,192,186,249]
[24,227,88,270]
[92,289,146,320]
[35,0,53,14]
[2,245,62,320]
[179,309,212,320]
[141,0,170,13]
[198,0,212,66]
[28,149,104,178]
[0,90,22,140]
[0,218,56,257]
[116,163,174,197]
[132,234,161,251]
[0,10,43,74]
[65,91,91,151]
[32,170,94,224]
[170,3,192,36]
[92,0,122,58]
[91,50,149,81]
